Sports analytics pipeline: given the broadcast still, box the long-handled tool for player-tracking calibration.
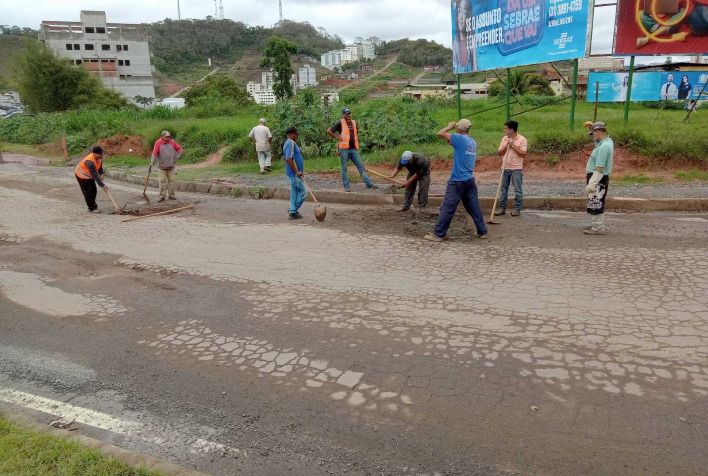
[141,164,152,204]
[365,166,407,187]
[487,144,510,225]
[103,187,123,215]
[300,176,327,222]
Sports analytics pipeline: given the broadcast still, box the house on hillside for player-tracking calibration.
[38,10,156,104]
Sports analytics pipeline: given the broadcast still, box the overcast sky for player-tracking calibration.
[2,1,669,63]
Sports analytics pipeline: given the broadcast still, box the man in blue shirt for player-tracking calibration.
[283,126,307,220]
[584,122,614,235]
[425,119,488,242]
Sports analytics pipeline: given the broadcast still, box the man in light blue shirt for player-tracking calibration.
[424,119,487,242]
[584,122,614,235]
[283,126,307,220]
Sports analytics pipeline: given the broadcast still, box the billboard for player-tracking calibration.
[614,0,708,56]
[451,0,591,73]
[587,71,708,102]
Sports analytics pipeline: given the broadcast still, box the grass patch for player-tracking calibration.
[616,173,663,184]
[675,168,708,181]
[103,155,150,168]
[0,414,162,475]
[0,142,64,158]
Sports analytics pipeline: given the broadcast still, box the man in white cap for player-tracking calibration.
[584,121,614,235]
[424,119,487,242]
[150,130,183,202]
[389,151,431,212]
[249,118,273,174]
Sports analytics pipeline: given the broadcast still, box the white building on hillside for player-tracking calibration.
[247,71,298,104]
[360,43,376,60]
[345,45,360,62]
[38,10,156,103]
[298,64,317,88]
[321,50,342,70]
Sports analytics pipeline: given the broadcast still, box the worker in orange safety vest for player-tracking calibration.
[326,108,377,192]
[75,146,107,213]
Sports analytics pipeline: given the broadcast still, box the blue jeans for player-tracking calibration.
[499,169,523,211]
[339,149,372,188]
[287,175,307,214]
[433,178,488,238]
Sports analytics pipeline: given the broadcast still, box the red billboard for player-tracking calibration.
[613,0,708,55]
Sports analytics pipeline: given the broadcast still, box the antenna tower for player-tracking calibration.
[279,0,283,22]
[219,0,224,19]
[177,0,181,20]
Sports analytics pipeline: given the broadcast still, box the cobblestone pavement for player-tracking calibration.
[1,163,707,475]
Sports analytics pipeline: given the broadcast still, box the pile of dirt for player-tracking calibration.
[162,83,182,95]
[95,134,151,158]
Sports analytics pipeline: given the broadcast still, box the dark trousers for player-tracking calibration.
[76,176,98,211]
[402,173,431,209]
[434,177,487,238]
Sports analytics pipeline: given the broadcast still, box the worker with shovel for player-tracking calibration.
[74,146,107,214]
[390,151,431,212]
[150,130,183,202]
[283,126,307,220]
[424,119,487,242]
[494,120,527,217]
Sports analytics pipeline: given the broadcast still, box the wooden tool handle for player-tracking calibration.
[143,164,152,194]
[366,167,406,186]
[121,204,196,223]
[104,188,121,212]
[301,177,319,204]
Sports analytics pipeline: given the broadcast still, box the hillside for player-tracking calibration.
[0,35,28,88]
[227,49,332,87]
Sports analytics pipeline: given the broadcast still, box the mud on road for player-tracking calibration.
[1,163,708,475]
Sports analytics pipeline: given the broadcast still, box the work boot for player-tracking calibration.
[510,209,521,217]
[169,196,177,200]
[88,209,102,214]
[584,228,606,235]
[289,212,303,220]
[474,232,488,240]
[583,224,593,230]
[423,233,446,242]
[366,183,379,189]
[260,169,265,175]
[158,197,165,202]
[397,206,410,212]
[344,187,351,192]
[265,166,272,172]
[494,208,506,216]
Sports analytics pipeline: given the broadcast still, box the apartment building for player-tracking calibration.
[38,11,156,103]
[298,64,317,88]
[321,43,376,70]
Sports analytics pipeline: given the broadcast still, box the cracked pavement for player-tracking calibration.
[1,163,707,475]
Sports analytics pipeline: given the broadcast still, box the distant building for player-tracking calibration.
[298,64,317,88]
[157,98,185,109]
[360,43,376,60]
[247,71,297,104]
[321,51,342,70]
[321,91,339,105]
[253,90,277,105]
[38,10,156,103]
[345,45,360,62]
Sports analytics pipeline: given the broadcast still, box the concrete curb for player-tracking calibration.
[105,171,708,212]
[2,410,206,476]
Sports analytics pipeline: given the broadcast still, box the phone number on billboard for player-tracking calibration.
[549,0,582,17]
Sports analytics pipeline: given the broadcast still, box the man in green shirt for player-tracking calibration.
[584,122,614,235]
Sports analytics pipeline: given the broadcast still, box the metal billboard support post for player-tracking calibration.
[624,56,635,124]
[506,68,511,121]
[570,59,578,131]
[457,74,461,120]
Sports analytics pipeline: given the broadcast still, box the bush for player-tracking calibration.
[642,100,686,110]
[223,136,254,163]
[531,131,586,154]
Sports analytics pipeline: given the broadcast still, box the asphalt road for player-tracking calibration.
[1,163,707,475]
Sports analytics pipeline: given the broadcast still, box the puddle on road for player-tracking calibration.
[0,270,128,320]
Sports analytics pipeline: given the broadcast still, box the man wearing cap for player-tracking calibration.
[249,118,273,174]
[283,126,307,220]
[151,131,183,202]
[494,120,527,217]
[75,145,107,213]
[389,151,431,212]
[424,119,487,242]
[584,122,614,235]
[326,108,377,192]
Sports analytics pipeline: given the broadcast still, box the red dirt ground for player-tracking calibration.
[95,134,151,158]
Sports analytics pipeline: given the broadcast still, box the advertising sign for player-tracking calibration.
[614,0,708,56]
[451,0,591,73]
[587,71,708,102]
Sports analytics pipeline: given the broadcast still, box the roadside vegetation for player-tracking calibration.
[0,414,162,476]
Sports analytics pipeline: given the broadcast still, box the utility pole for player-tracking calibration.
[219,0,224,19]
[177,0,181,20]
[279,0,283,22]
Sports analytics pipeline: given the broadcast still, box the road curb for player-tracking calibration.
[2,410,206,476]
[105,171,708,212]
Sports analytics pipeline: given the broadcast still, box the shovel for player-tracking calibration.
[488,143,510,225]
[103,187,123,215]
[300,176,327,222]
[141,164,152,204]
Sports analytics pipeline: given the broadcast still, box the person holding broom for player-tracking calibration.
[424,119,487,242]
[74,146,107,214]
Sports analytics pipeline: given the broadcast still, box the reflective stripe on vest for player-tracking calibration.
[75,153,102,180]
[338,119,359,150]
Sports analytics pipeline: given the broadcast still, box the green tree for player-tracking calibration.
[487,70,554,97]
[133,95,155,108]
[182,74,252,107]
[259,37,297,100]
[297,88,318,107]
[16,39,126,112]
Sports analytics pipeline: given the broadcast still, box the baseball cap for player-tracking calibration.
[161,130,171,138]
[457,119,472,131]
[400,151,413,164]
[259,118,266,123]
[583,121,593,128]
[588,121,606,135]
[342,108,350,114]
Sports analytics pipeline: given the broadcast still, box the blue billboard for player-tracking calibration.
[451,0,590,73]
[587,71,708,102]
